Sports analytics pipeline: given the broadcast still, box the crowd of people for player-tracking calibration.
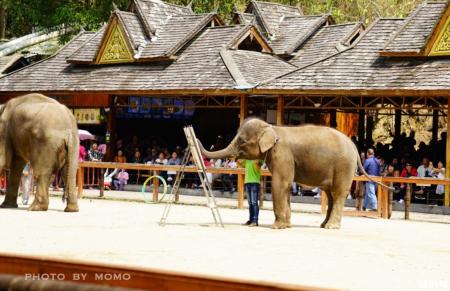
[355,131,447,207]
[78,131,447,206]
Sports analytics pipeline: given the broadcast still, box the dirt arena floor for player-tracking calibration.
[1,196,449,291]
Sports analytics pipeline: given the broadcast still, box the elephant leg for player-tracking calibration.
[63,163,78,213]
[323,190,347,229]
[29,169,52,211]
[271,174,291,229]
[320,190,334,228]
[285,191,292,228]
[0,157,26,208]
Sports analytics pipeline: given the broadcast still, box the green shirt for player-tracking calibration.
[243,160,262,184]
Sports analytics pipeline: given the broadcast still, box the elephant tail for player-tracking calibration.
[354,145,393,190]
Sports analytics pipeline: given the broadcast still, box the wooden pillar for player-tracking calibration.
[237,95,247,209]
[366,115,374,147]
[357,110,365,151]
[77,167,84,198]
[329,110,337,128]
[432,109,439,144]
[276,95,284,125]
[153,170,159,203]
[445,98,450,207]
[405,183,411,220]
[394,109,401,141]
[104,96,116,162]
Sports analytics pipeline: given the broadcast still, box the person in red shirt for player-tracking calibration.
[399,162,418,203]
[401,162,418,177]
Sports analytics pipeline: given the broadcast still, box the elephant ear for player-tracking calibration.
[258,126,278,154]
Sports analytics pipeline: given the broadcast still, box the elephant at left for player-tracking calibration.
[0,93,79,212]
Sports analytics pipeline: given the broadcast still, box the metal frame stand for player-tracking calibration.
[159,126,224,227]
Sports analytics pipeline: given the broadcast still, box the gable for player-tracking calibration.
[427,5,450,56]
[230,26,272,53]
[96,18,134,64]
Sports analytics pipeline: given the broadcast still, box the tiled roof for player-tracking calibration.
[382,1,448,55]
[134,0,193,35]
[66,26,106,63]
[118,10,148,51]
[224,49,296,86]
[259,17,450,91]
[290,23,362,67]
[247,0,303,36]
[269,15,330,55]
[139,13,217,59]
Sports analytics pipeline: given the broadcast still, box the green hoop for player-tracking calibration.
[141,175,168,203]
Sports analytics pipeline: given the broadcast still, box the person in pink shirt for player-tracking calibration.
[79,143,87,162]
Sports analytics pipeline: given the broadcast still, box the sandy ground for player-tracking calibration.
[1,195,449,291]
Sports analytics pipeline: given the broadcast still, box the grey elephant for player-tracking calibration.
[199,118,385,229]
[0,93,79,212]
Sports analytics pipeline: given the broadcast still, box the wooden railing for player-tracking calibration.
[78,162,450,220]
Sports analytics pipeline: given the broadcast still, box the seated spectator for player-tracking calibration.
[88,143,103,161]
[132,150,142,163]
[383,164,395,177]
[113,169,129,191]
[155,152,168,165]
[221,158,236,193]
[417,158,433,178]
[79,142,87,162]
[401,162,418,178]
[167,152,181,185]
[433,161,445,196]
[390,157,401,171]
[114,150,127,163]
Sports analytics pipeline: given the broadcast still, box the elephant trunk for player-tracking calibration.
[197,137,238,159]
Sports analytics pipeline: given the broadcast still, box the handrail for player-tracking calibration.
[77,162,450,220]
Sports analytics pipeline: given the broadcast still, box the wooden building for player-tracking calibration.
[0,0,449,206]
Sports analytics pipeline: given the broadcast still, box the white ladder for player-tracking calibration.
[159,126,224,227]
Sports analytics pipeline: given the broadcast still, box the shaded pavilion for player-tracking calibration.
[0,0,449,206]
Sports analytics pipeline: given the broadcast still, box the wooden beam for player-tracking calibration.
[276,95,284,125]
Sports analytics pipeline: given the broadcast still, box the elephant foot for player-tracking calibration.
[28,204,48,211]
[271,221,288,229]
[0,202,18,209]
[322,222,341,229]
[64,203,79,212]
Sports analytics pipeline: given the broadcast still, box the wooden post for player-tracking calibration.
[237,95,247,209]
[394,109,401,141]
[104,95,116,162]
[276,95,284,125]
[357,110,365,151]
[153,170,159,203]
[380,182,389,219]
[237,173,244,209]
[405,183,411,220]
[388,182,393,219]
[99,169,105,198]
[329,110,337,128]
[377,183,382,217]
[432,109,439,144]
[366,115,374,147]
[446,98,450,207]
[321,191,327,213]
[77,167,84,198]
[356,182,364,210]
[259,177,266,208]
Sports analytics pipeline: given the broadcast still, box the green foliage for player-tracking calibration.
[2,0,423,40]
